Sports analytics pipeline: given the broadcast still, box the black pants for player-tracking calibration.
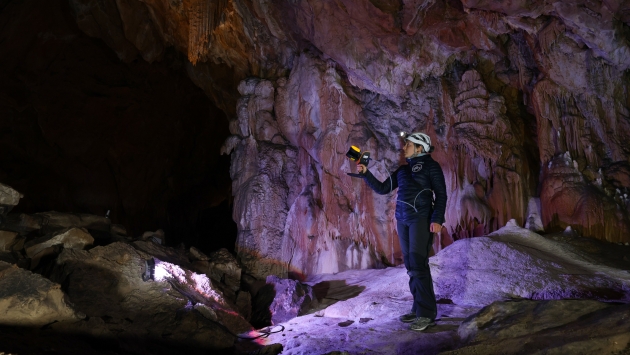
[397,218,437,320]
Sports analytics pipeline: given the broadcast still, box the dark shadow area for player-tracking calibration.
[0,324,237,355]
[0,0,236,254]
[250,283,276,329]
[165,198,238,254]
[541,230,630,271]
[307,280,366,313]
[248,279,366,329]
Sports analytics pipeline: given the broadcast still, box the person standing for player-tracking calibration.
[357,132,447,331]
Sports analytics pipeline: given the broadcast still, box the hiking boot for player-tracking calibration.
[410,317,435,331]
[399,313,416,323]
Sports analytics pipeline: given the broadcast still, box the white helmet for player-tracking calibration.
[406,132,432,153]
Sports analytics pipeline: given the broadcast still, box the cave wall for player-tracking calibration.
[10,0,630,278]
[0,0,234,250]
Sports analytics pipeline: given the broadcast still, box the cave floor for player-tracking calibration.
[254,301,477,355]
[247,265,477,355]
[246,224,630,355]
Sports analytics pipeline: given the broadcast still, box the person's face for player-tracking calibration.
[403,140,422,158]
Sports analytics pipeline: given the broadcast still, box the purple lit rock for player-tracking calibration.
[262,224,630,353]
[252,275,318,326]
[431,220,630,306]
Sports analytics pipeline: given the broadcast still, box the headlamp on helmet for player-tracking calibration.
[405,132,434,153]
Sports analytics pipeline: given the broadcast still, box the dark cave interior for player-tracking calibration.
[0,0,237,254]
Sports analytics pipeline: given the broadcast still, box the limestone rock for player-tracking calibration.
[231,54,388,279]
[0,182,22,210]
[110,224,127,236]
[7,0,630,284]
[540,153,629,242]
[132,240,194,269]
[452,300,630,355]
[51,242,251,350]
[0,213,43,235]
[150,258,252,334]
[140,229,165,245]
[0,261,82,326]
[252,275,318,326]
[207,248,241,293]
[0,230,19,252]
[25,228,94,258]
[109,223,130,242]
[189,246,210,261]
[524,197,544,232]
[432,221,630,306]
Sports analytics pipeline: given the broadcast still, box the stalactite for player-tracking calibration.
[187,0,228,64]
[538,19,565,56]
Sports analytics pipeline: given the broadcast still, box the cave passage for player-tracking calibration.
[0,0,236,253]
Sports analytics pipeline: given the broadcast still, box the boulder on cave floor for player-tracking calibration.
[132,239,194,269]
[140,229,166,245]
[24,227,94,258]
[0,230,19,252]
[445,299,630,355]
[251,275,319,327]
[204,248,242,293]
[50,242,251,351]
[133,240,247,311]
[431,220,630,306]
[0,182,22,211]
[0,261,83,327]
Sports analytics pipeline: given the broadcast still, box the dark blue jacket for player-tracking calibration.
[362,154,447,224]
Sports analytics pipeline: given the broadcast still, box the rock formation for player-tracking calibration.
[262,222,630,353]
[0,261,83,327]
[0,187,256,353]
[3,0,630,280]
[1,183,630,354]
[452,300,630,355]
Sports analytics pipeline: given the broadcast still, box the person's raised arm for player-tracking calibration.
[358,164,398,195]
